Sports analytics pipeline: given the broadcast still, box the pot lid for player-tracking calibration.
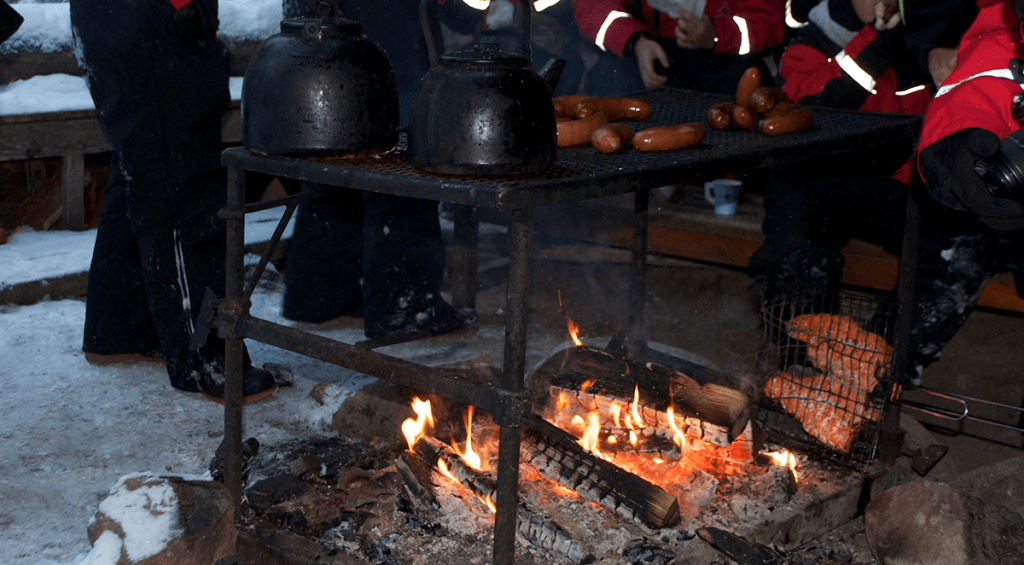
[442,43,528,67]
[280,16,361,36]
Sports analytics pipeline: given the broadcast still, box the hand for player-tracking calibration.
[873,1,901,30]
[634,37,669,88]
[928,47,957,88]
[675,10,715,50]
[920,128,1024,232]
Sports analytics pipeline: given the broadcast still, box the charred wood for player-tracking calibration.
[697,527,783,565]
[516,506,591,563]
[540,345,750,446]
[520,414,680,529]
[395,450,438,508]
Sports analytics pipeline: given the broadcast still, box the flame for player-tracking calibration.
[451,405,484,471]
[567,318,583,347]
[577,412,603,456]
[610,401,622,428]
[631,385,643,427]
[483,492,496,513]
[579,379,594,393]
[402,397,433,450]
[765,450,799,483]
[666,406,687,450]
[629,430,638,447]
[437,458,459,483]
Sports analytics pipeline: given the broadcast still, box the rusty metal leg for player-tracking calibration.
[493,207,534,565]
[626,188,649,361]
[451,204,479,311]
[223,166,247,521]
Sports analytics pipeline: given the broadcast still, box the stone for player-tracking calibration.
[865,480,969,565]
[955,455,1024,565]
[85,472,234,565]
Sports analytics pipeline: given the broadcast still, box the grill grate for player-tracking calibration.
[754,288,899,471]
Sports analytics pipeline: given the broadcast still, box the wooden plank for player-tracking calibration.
[61,153,85,230]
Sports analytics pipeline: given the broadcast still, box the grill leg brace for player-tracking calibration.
[223,166,247,533]
[494,207,534,565]
[627,188,649,361]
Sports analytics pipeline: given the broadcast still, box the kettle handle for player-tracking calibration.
[419,0,440,68]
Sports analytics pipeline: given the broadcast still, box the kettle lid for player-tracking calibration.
[280,16,362,36]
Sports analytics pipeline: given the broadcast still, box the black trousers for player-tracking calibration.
[282,183,449,339]
[72,0,231,391]
[749,169,1004,377]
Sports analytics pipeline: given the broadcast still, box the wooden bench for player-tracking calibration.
[0,101,241,230]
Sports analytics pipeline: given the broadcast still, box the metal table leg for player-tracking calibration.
[451,204,479,311]
[223,166,247,521]
[493,207,534,565]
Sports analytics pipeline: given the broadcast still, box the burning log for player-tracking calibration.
[520,414,681,529]
[539,346,750,447]
[408,435,590,562]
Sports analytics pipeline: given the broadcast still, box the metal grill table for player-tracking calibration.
[214,87,921,564]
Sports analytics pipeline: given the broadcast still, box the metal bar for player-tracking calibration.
[243,201,299,300]
[223,166,247,523]
[494,207,535,565]
[626,188,649,361]
[242,190,320,214]
[237,316,527,423]
[895,385,1024,433]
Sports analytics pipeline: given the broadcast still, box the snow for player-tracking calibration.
[94,473,183,561]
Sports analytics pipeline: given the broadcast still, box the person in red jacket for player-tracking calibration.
[750,0,998,384]
[574,0,786,94]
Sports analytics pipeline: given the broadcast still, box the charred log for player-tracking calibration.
[537,346,750,447]
[520,414,681,529]
[395,450,438,508]
[516,506,591,563]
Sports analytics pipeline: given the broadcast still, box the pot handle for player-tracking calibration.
[419,0,440,68]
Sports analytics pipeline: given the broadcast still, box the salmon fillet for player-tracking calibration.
[787,314,893,392]
[764,371,880,453]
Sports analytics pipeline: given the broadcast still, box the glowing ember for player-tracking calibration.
[451,405,486,471]
[765,450,799,482]
[402,397,433,450]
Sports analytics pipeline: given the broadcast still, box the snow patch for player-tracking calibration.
[96,473,182,561]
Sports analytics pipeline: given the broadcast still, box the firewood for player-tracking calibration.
[540,345,750,446]
[520,414,680,529]
[396,450,438,508]
[516,507,592,563]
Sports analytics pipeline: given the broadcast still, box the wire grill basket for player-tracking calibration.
[754,288,899,471]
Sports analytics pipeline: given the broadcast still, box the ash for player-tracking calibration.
[240,434,878,565]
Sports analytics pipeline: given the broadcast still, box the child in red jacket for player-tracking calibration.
[751,0,997,384]
[574,0,786,94]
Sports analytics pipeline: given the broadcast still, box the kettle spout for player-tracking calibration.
[538,58,566,95]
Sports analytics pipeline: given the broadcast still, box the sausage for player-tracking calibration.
[760,100,797,117]
[707,103,735,130]
[575,97,652,121]
[557,112,610,147]
[735,66,763,106]
[749,86,791,114]
[758,107,814,136]
[731,104,759,130]
[632,122,706,152]
[553,95,592,120]
[591,122,634,153]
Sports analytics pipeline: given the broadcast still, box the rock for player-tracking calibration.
[85,472,234,565]
[331,380,417,442]
[955,455,1024,565]
[865,480,969,565]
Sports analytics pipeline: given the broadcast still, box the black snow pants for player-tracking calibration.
[71,0,232,391]
[749,169,1004,380]
[282,183,453,339]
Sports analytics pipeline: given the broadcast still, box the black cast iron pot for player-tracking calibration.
[241,15,400,156]
[407,0,562,175]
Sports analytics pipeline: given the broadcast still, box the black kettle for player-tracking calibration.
[406,0,563,175]
[241,3,400,156]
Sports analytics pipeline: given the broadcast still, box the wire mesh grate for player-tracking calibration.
[754,287,899,471]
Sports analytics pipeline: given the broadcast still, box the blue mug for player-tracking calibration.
[704,179,742,215]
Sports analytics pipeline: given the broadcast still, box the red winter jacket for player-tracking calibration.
[917,0,1024,157]
[574,0,786,57]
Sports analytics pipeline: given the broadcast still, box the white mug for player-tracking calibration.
[704,179,742,215]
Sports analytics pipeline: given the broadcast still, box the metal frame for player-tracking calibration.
[212,87,922,565]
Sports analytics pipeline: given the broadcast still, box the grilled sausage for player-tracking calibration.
[758,107,814,136]
[731,104,759,130]
[632,122,706,152]
[553,95,592,120]
[749,86,791,114]
[575,97,651,121]
[707,103,735,130]
[735,66,763,106]
[591,122,634,153]
[557,112,610,147]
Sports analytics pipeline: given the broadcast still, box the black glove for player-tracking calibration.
[919,127,1024,232]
